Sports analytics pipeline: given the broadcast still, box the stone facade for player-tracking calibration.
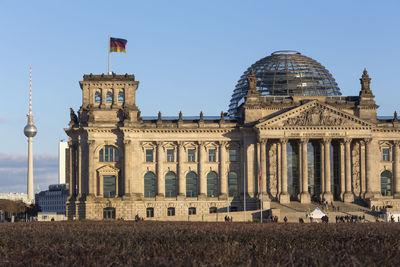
[66,69,400,220]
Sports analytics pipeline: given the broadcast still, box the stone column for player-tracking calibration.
[87,140,96,197]
[279,138,290,203]
[364,138,377,199]
[261,140,268,195]
[344,138,354,202]
[156,142,164,198]
[123,140,132,197]
[131,141,142,198]
[320,141,325,198]
[300,138,310,203]
[323,138,333,203]
[360,141,366,196]
[178,142,186,199]
[219,141,228,199]
[198,142,206,199]
[393,141,400,198]
[68,141,75,197]
[77,137,82,198]
[339,141,345,201]
[277,142,281,195]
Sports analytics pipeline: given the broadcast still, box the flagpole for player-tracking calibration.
[108,35,111,74]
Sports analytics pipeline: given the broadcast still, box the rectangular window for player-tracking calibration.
[167,149,174,162]
[188,149,196,162]
[146,149,154,162]
[229,149,237,162]
[188,207,196,215]
[167,207,175,216]
[103,176,116,198]
[209,149,216,162]
[146,208,154,218]
[382,148,390,161]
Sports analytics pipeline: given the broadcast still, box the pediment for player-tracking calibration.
[256,101,374,129]
[97,165,119,174]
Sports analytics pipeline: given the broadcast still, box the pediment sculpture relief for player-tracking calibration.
[283,106,346,126]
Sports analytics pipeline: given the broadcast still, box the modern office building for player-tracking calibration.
[35,184,69,214]
[65,51,400,220]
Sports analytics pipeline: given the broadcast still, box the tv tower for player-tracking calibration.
[24,67,37,202]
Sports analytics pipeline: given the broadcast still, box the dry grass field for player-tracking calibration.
[1,221,400,266]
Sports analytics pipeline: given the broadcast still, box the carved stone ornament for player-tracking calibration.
[283,106,346,126]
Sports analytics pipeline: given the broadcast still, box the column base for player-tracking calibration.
[393,193,400,199]
[364,191,376,199]
[300,192,311,204]
[156,194,165,200]
[218,193,228,200]
[262,200,271,210]
[343,192,354,203]
[323,192,333,203]
[279,192,290,204]
[197,193,207,200]
[177,194,186,201]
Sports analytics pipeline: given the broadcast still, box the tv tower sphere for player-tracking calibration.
[24,123,37,137]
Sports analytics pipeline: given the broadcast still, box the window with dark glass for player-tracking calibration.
[209,149,216,162]
[118,91,124,102]
[382,148,390,161]
[207,172,218,197]
[229,149,237,162]
[103,207,115,219]
[228,171,238,197]
[167,149,174,162]
[145,149,153,162]
[103,176,116,198]
[209,207,217,213]
[99,146,119,162]
[165,172,176,197]
[94,91,101,103]
[167,207,175,216]
[144,172,156,197]
[188,207,196,215]
[186,171,197,197]
[188,149,196,162]
[381,170,392,196]
[146,207,154,218]
[106,91,113,103]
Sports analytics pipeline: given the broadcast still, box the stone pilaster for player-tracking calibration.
[279,138,290,203]
[323,138,333,203]
[300,138,310,203]
[393,141,400,198]
[320,140,325,197]
[360,141,366,196]
[68,141,75,197]
[77,137,82,198]
[219,141,228,199]
[156,142,164,198]
[344,138,354,202]
[123,140,132,198]
[177,142,186,200]
[87,140,96,197]
[198,142,206,199]
[131,141,142,199]
[339,141,345,201]
[364,138,379,199]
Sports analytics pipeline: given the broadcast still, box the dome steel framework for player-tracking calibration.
[228,51,341,116]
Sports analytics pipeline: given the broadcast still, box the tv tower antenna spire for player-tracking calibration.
[24,66,37,203]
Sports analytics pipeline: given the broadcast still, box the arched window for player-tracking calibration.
[228,171,238,197]
[118,91,124,102]
[94,91,101,103]
[165,172,176,197]
[99,146,119,162]
[207,171,218,197]
[144,172,156,197]
[106,91,113,103]
[381,170,392,196]
[186,171,197,197]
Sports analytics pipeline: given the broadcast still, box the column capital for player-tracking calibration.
[197,141,205,147]
[300,138,309,144]
[177,141,185,147]
[344,138,352,144]
[364,138,373,145]
[87,139,96,146]
[279,138,288,144]
[219,141,228,147]
[156,141,163,146]
[393,140,400,147]
[322,137,331,144]
[123,140,131,145]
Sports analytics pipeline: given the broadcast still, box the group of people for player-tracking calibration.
[224,216,233,222]
[336,215,365,223]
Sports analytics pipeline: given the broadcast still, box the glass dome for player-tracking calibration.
[228,50,341,116]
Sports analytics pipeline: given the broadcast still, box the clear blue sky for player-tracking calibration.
[1,0,400,192]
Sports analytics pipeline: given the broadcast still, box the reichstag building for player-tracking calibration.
[66,50,400,220]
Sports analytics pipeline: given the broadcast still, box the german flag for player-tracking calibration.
[110,37,127,53]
